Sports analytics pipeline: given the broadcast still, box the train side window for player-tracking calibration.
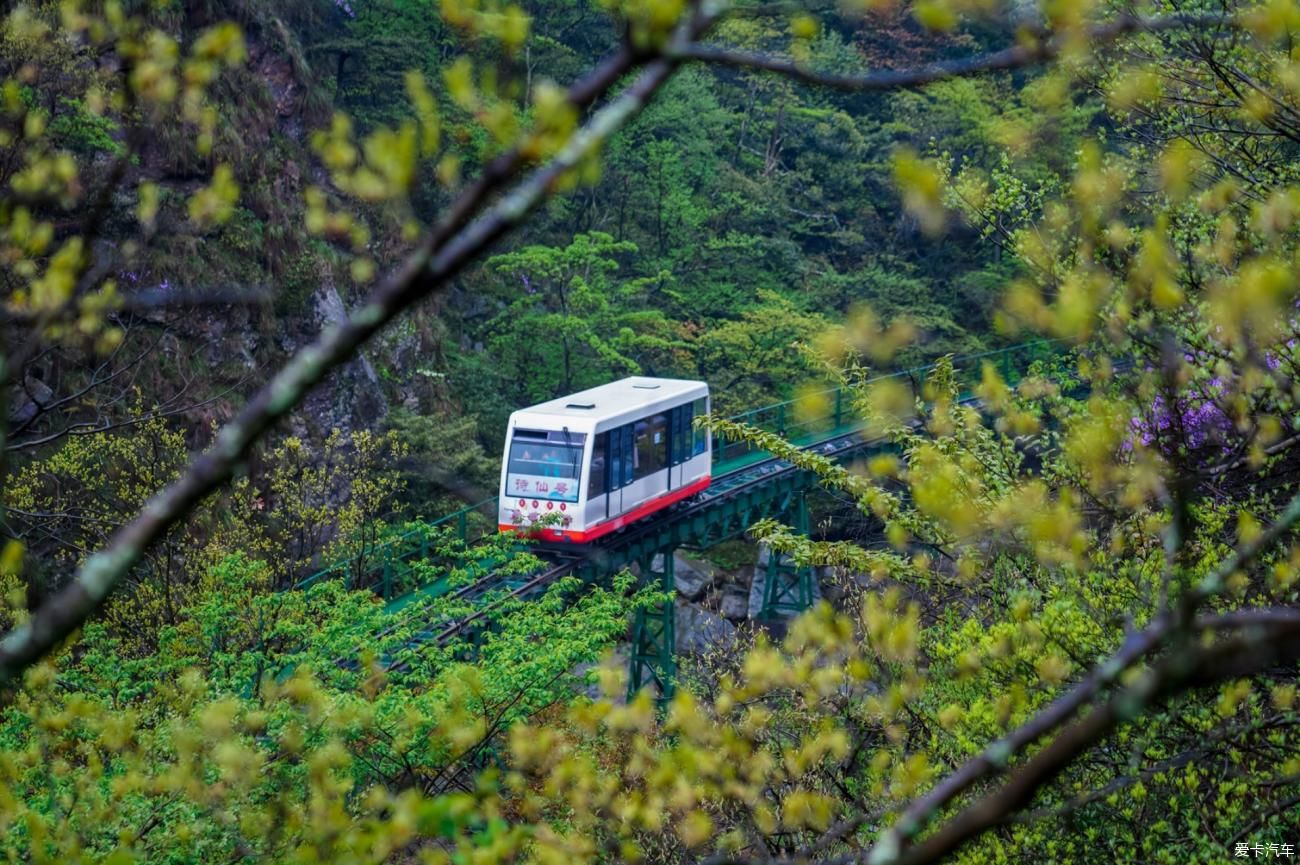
[692,396,708,456]
[635,413,667,479]
[632,421,647,480]
[609,428,622,490]
[632,421,643,474]
[589,434,607,496]
[676,405,686,465]
[681,405,691,464]
[607,425,634,489]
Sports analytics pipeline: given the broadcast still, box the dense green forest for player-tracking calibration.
[14,0,1025,463]
[4,0,1300,863]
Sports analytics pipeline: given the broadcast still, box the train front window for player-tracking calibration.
[506,431,585,503]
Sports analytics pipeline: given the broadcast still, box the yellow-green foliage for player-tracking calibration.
[0,545,663,864]
[7,414,205,644]
[6,0,1300,863]
[6,419,409,653]
[263,428,409,583]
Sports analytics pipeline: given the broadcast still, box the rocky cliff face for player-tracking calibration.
[116,23,409,444]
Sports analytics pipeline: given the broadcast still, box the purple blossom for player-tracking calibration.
[1265,338,1296,372]
[1129,382,1235,451]
[1127,328,1300,453]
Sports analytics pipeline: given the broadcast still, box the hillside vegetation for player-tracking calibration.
[3,0,1300,863]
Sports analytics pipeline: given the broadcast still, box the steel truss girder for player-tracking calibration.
[627,551,676,702]
[759,492,815,618]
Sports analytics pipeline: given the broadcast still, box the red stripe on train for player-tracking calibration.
[498,475,711,543]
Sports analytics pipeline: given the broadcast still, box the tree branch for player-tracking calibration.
[675,13,1233,92]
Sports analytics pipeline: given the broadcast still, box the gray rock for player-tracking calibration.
[675,599,738,654]
[721,583,751,620]
[819,567,848,605]
[572,644,629,703]
[315,283,380,388]
[748,563,767,618]
[10,375,52,425]
[673,552,717,601]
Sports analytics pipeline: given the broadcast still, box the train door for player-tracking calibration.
[669,402,692,489]
[606,424,634,519]
[635,414,667,507]
[619,424,634,511]
[603,429,617,519]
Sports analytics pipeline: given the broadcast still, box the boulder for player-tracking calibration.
[721,583,751,620]
[675,600,738,654]
[673,552,717,601]
[748,566,767,618]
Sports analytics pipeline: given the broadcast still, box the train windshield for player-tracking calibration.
[506,430,586,503]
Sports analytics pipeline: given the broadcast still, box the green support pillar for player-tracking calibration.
[628,550,676,704]
[759,494,816,618]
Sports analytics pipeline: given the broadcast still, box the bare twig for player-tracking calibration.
[673,13,1233,92]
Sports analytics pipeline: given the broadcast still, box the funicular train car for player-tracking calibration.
[498,377,711,543]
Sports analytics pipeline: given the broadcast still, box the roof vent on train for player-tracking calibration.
[632,383,661,389]
[566,401,595,409]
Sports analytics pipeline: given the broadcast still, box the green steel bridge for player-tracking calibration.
[295,340,1063,698]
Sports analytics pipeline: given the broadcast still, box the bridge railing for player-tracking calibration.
[711,340,1063,470]
[293,496,498,598]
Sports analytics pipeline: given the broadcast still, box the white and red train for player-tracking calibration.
[498,377,711,543]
